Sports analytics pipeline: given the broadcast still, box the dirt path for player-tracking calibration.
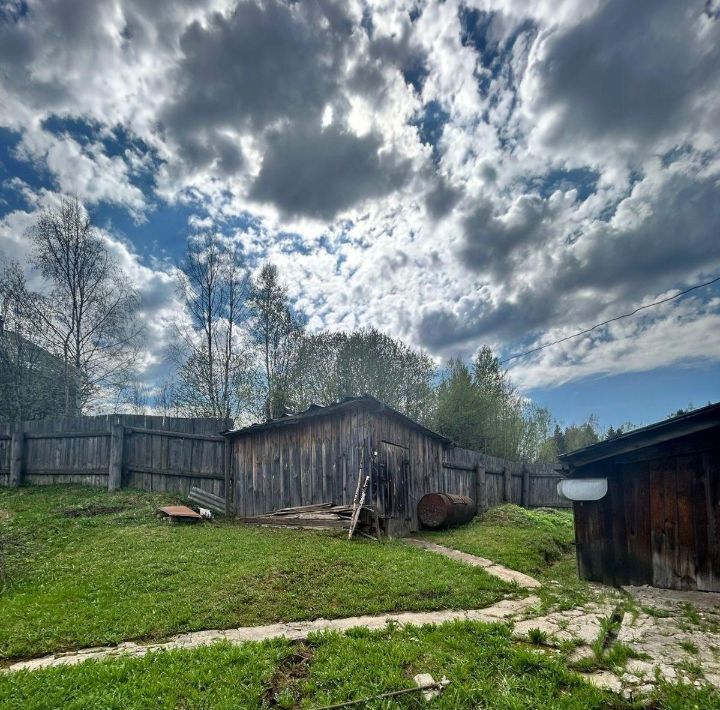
[404,538,542,588]
[4,596,540,673]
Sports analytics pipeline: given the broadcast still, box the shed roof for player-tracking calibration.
[224,395,451,443]
[559,401,720,467]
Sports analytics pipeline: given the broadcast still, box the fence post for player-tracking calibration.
[521,466,530,508]
[108,424,124,492]
[503,466,511,503]
[224,437,232,513]
[475,464,487,512]
[10,431,25,487]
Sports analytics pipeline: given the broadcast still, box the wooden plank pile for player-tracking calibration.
[240,502,376,536]
[188,486,226,514]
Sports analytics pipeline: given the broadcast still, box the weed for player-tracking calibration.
[528,627,548,645]
[682,603,702,626]
[678,658,705,680]
[640,604,671,619]
[679,640,699,655]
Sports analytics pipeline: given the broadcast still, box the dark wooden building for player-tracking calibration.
[560,403,720,591]
[224,396,453,536]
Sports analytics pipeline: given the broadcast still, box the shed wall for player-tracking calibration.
[572,428,720,591]
[370,412,446,535]
[230,408,372,518]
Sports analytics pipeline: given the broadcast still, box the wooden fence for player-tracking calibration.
[442,446,570,509]
[0,415,568,511]
[0,415,232,498]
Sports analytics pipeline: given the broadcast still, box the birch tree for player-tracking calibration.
[173,234,255,421]
[27,197,141,414]
[290,329,437,423]
[248,263,305,420]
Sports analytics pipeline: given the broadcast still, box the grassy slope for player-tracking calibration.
[418,505,593,609]
[0,486,511,661]
[2,620,715,709]
[2,491,717,708]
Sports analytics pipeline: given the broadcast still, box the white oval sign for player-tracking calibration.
[557,478,607,501]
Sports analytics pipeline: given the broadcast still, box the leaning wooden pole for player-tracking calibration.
[348,449,367,539]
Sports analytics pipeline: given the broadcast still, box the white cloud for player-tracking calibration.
[0,0,719,396]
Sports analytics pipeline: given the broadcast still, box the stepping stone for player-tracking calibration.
[405,539,541,588]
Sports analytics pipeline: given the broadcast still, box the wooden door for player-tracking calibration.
[379,441,410,533]
[649,455,699,590]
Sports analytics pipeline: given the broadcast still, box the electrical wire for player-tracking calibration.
[500,274,720,365]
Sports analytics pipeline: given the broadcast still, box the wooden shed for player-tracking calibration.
[560,403,720,591]
[224,396,454,536]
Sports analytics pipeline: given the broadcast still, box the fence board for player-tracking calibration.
[441,447,570,509]
[0,414,231,498]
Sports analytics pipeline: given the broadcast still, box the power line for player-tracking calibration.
[500,274,720,365]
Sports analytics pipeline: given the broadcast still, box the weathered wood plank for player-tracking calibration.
[10,432,25,487]
[108,424,124,491]
[124,427,225,442]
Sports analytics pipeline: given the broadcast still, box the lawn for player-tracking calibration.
[0,620,631,709]
[2,618,716,709]
[2,488,718,709]
[418,504,593,609]
[0,486,511,661]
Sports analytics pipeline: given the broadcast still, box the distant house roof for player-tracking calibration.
[0,328,64,367]
[224,395,451,443]
[560,402,720,467]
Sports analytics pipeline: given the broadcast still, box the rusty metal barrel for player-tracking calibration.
[417,493,477,529]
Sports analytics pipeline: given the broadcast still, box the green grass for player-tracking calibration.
[2,620,718,709]
[0,486,513,661]
[419,505,596,610]
[2,490,718,709]
[680,640,699,655]
[0,621,631,709]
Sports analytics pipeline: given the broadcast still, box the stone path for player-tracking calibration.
[404,538,542,588]
[617,586,720,690]
[510,585,720,698]
[4,596,540,674]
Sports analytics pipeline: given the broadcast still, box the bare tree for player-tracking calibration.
[249,263,305,420]
[153,378,180,418]
[25,197,141,414]
[120,377,149,415]
[173,233,255,420]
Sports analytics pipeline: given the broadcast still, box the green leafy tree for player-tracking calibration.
[435,347,553,462]
[290,328,436,423]
[249,264,305,420]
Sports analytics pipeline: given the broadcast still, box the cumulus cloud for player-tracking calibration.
[527,0,720,153]
[1,0,719,397]
[250,123,411,219]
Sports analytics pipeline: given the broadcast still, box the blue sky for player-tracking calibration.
[1,0,719,427]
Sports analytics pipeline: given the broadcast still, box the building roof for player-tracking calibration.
[223,395,451,443]
[559,401,720,467]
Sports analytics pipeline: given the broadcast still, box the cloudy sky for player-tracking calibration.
[1,0,719,426]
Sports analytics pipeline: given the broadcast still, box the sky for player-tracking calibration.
[0,0,719,428]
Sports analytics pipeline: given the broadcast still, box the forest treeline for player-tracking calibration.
[1,198,626,462]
